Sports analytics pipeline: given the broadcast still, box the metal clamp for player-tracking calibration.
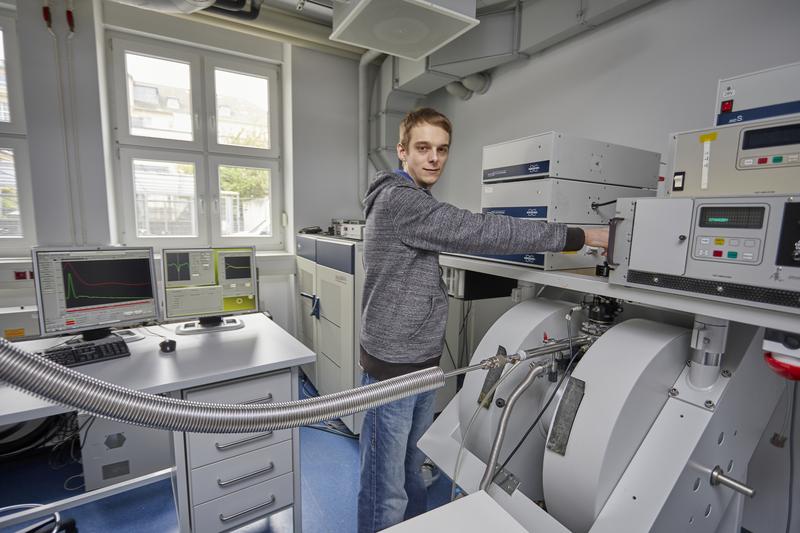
[710,465,755,498]
[215,431,274,451]
[300,292,320,319]
[219,495,276,522]
[217,462,275,487]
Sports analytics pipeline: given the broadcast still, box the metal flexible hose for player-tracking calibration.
[0,339,445,433]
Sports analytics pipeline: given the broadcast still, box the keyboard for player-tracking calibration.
[39,335,131,368]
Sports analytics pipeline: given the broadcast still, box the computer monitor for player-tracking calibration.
[32,247,159,340]
[162,247,258,335]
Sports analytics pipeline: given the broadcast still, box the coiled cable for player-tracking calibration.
[0,338,445,434]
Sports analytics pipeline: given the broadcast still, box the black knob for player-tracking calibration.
[678,235,687,241]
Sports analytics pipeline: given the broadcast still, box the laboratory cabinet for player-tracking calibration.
[295,234,364,434]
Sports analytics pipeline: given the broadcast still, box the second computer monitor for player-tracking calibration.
[162,247,258,334]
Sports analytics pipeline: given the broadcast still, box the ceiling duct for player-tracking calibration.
[109,0,215,13]
[329,0,479,61]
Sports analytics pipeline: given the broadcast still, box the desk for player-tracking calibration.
[0,313,315,533]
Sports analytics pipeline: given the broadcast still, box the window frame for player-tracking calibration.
[0,137,35,252]
[109,34,285,252]
[204,54,281,159]
[0,14,26,136]
[111,37,204,152]
[209,155,283,249]
[117,146,208,248]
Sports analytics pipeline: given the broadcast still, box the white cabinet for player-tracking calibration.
[174,369,302,533]
[295,234,364,434]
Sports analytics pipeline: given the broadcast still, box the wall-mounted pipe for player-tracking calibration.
[206,0,263,20]
[358,50,382,204]
[212,0,247,11]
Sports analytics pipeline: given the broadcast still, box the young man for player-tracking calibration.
[357,108,608,533]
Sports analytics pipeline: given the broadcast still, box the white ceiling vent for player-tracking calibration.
[330,0,479,61]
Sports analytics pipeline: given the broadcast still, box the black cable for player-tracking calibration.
[495,345,580,474]
[495,314,580,474]
[0,416,62,459]
[443,338,457,369]
[591,199,617,209]
[79,416,96,450]
[303,424,358,440]
[0,422,25,440]
[787,381,797,533]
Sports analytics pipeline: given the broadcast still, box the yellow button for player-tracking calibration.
[714,238,725,245]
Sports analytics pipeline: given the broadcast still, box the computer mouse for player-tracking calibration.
[159,339,177,353]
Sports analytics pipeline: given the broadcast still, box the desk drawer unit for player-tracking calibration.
[180,370,297,533]
[185,371,291,468]
[192,472,293,533]
[190,440,293,505]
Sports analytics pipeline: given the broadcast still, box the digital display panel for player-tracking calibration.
[699,206,765,229]
[742,123,800,150]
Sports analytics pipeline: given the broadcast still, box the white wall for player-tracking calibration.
[423,0,800,211]
[291,46,363,231]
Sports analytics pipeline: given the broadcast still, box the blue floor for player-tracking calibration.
[0,375,454,533]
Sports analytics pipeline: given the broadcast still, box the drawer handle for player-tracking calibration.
[241,393,273,405]
[217,462,275,487]
[219,495,276,522]
[215,431,274,451]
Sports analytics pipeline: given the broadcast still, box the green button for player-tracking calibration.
[773,156,783,163]
[727,251,738,259]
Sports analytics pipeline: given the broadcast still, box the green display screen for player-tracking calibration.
[699,206,765,229]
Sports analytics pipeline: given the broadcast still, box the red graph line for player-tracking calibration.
[64,262,151,288]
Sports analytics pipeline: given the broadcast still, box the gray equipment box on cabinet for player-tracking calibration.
[715,61,800,126]
[481,131,660,188]
[609,196,800,314]
[470,132,659,270]
[668,114,800,198]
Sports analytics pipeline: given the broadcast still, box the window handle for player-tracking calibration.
[193,113,200,133]
[198,197,206,215]
[213,198,219,213]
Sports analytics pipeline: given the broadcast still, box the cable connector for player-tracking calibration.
[42,3,53,29]
[565,305,583,320]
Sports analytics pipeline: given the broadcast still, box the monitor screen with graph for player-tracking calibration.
[162,247,258,331]
[32,247,159,338]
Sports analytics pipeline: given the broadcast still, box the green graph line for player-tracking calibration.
[65,273,144,301]
[225,263,251,270]
[168,261,190,276]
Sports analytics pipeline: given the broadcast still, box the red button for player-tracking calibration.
[713,250,723,257]
[720,99,734,113]
[758,157,768,165]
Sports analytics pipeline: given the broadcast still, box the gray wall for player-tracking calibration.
[423,0,800,211]
[292,47,363,231]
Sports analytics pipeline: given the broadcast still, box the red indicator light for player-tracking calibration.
[713,250,723,257]
[720,99,734,113]
[757,157,768,165]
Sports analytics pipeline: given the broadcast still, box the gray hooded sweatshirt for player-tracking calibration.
[359,171,584,379]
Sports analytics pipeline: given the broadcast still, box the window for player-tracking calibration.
[110,36,282,250]
[0,15,34,254]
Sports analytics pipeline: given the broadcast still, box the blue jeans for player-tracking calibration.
[357,372,436,533]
